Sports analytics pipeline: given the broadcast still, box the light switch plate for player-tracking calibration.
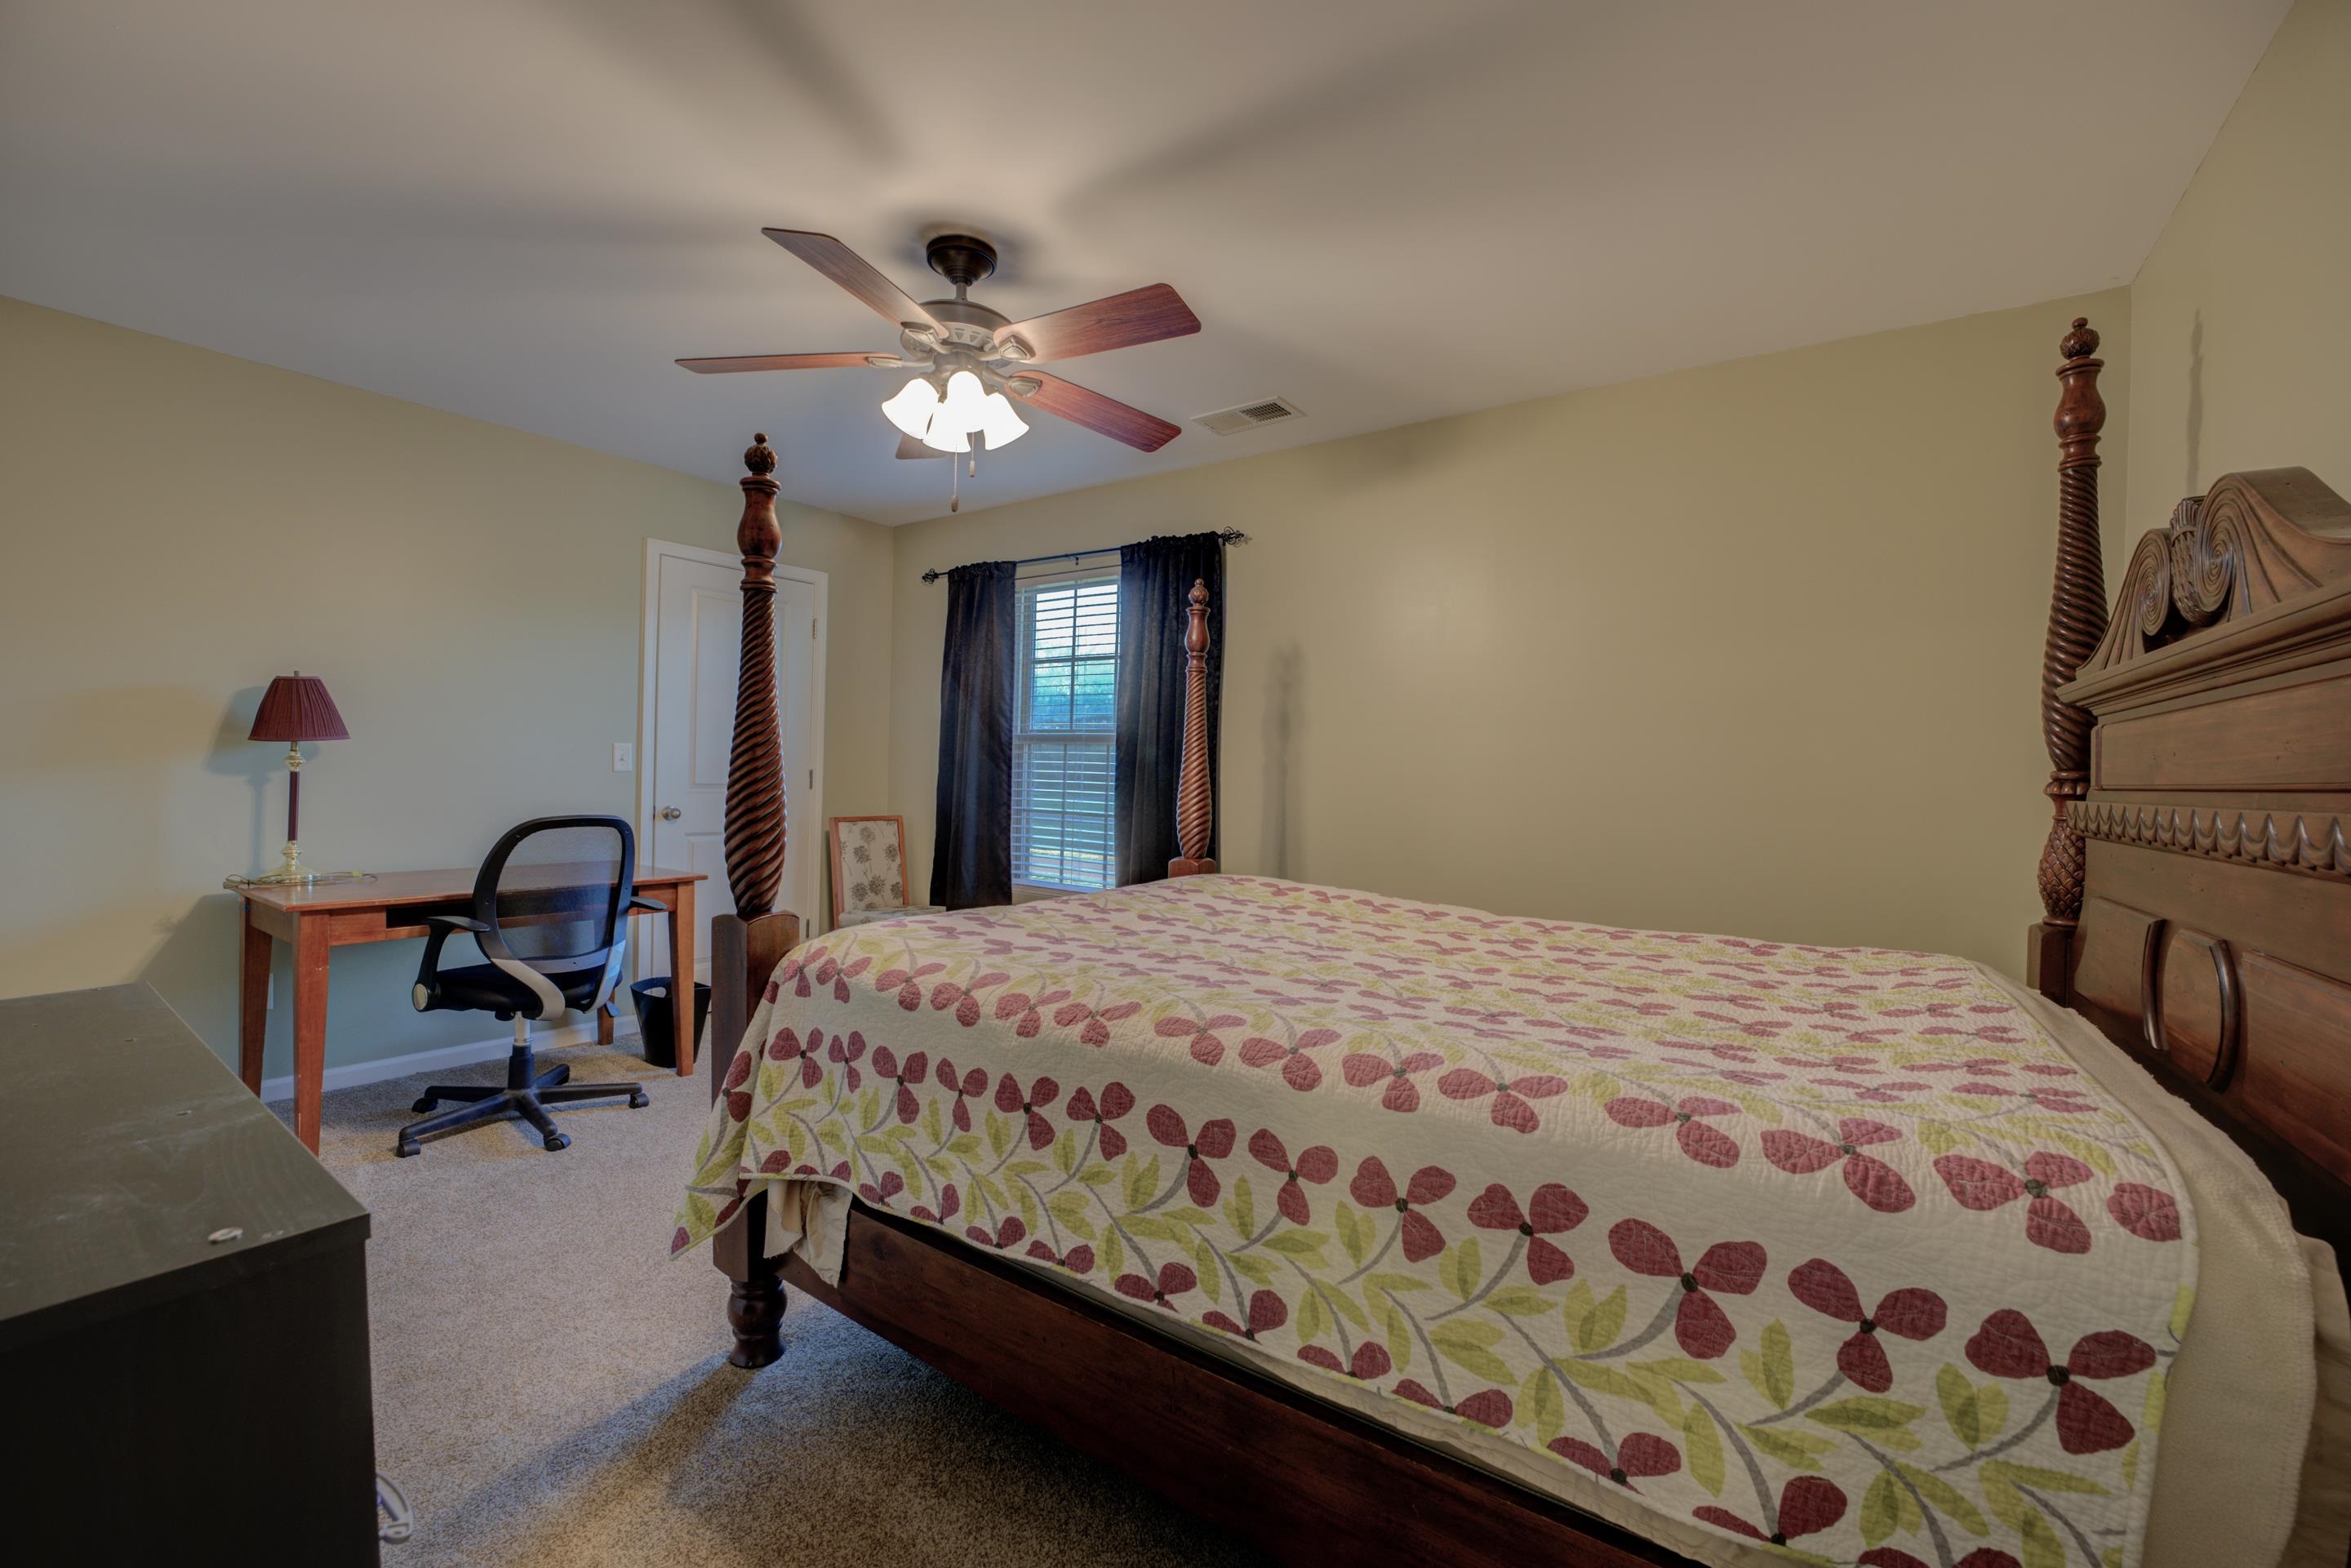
[611,742,634,773]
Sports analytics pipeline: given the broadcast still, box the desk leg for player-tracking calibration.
[291,915,330,1153]
[669,881,696,1076]
[238,906,272,1095]
[598,1002,616,1046]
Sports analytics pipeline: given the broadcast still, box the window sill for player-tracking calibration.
[1012,882,1108,904]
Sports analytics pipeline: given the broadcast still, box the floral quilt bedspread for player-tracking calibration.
[673,876,2196,1568]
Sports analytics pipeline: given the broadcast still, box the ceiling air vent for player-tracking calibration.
[1196,397,1304,437]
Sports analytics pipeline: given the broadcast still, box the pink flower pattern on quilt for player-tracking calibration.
[673,875,2198,1566]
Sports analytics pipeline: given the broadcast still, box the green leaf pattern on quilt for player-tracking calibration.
[671,876,2200,1566]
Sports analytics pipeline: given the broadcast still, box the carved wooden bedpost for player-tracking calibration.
[708,432,799,1369]
[723,432,787,927]
[1168,580,1217,877]
[2029,321,2109,999]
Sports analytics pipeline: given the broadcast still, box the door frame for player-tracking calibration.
[637,537,829,971]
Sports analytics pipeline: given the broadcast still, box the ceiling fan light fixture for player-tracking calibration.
[691,228,1194,466]
[920,420,972,455]
[882,377,941,440]
[977,391,1029,450]
[937,370,990,433]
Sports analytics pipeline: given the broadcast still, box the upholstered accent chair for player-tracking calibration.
[829,815,942,929]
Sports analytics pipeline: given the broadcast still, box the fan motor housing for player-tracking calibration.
[924,233,997,290]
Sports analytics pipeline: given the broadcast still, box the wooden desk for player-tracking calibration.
[234,864,704,1152]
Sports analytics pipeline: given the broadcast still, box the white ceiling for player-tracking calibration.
[0,0,2288,525]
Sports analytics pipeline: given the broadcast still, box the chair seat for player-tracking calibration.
[836,905,944,928]
[418,960,607,1018]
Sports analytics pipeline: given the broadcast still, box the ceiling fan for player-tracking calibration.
[678,229,1200,462]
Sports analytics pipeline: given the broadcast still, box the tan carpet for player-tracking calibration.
[300,1038,1263,1567]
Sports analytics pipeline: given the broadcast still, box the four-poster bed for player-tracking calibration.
[677,322,2350,1568]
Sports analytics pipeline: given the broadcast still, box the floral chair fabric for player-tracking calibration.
[829,816,940,928]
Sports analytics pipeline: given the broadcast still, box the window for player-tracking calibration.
[1014,572,1119,891]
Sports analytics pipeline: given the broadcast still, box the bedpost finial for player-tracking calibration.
[2060,318,2100,361]
[744,433,777,478]
[1189,578,1208,608]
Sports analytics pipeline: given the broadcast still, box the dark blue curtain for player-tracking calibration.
[930,561,1017,908]
[1114,533,1224,886]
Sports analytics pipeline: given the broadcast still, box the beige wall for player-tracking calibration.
[890,290,2132,976]
[2126,0,2351,551]
[24,0,2345,1077]
[0,295,895,1076]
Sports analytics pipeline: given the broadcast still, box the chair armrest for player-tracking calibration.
[413,914,490,1011]
[628,895,666,914]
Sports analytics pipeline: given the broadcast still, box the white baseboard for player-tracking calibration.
[258,1014,642,1103]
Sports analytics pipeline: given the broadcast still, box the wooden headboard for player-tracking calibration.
[2024,326,2351,1262]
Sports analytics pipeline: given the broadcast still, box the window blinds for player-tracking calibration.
[1014,575,1119,890]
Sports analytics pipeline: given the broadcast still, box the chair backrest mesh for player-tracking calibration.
[488,822,626,965]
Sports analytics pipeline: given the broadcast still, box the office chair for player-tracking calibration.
[396,815,657,1157]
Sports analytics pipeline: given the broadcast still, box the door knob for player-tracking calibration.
[658,806,682,821]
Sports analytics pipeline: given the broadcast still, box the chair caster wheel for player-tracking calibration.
[411,1096,437,1114]
[395,1139,420,1158]
[543,1132,571,1152]
[629,1090,649,1108]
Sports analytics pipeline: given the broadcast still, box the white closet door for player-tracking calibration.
[643,543,825,981]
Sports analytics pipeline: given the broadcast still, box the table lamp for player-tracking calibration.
[245,671,349,885]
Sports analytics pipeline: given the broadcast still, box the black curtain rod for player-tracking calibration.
[919,528,1250,584]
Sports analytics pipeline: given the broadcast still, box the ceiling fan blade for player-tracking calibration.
[996,284,1200,362]
[762,229,942,334]
[896,433,946,460]
[676,351,893,374]
[1012,371,1183,453]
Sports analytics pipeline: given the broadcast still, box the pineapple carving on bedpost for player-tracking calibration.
[2029,320,2109,999]
[1168,579,1218,877]
[709,431,798,1370]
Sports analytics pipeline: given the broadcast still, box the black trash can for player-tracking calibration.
[629,978,710,1071]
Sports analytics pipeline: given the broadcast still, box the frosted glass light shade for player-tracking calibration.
[882,378,940,439]
[920,420,971,454]
[977,392,1029,450]
[937,370,989,433]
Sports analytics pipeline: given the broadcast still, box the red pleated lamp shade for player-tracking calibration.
[248,673,350,743]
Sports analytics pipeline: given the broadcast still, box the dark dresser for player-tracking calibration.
[0,984,379,1563]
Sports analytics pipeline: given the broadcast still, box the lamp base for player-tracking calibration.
[225,841,366,889]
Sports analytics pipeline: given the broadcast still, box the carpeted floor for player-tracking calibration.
[297,1037,1264,1567]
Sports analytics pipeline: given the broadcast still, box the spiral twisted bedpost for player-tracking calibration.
[2033,320,2109,985]
[1168,580,1217,877]
[725,433,786,922]
[709,433,793,1369]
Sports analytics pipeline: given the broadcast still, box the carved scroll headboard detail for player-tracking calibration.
[2082,466,2351,673]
